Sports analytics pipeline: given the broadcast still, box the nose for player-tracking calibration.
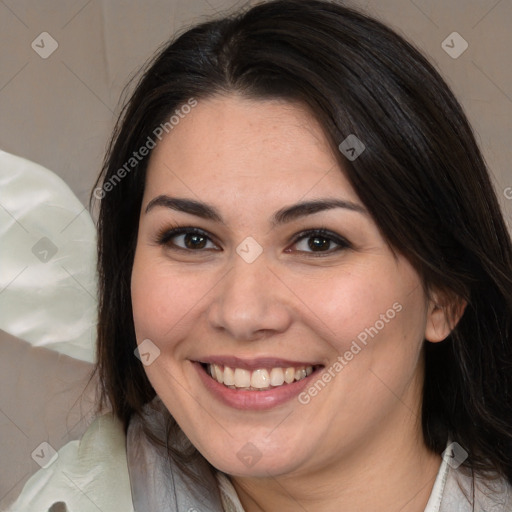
[207,252,293,341]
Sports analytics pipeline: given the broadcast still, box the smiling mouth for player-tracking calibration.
[201,363,322,391]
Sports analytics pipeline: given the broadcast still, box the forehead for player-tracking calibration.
[144,94,360,210]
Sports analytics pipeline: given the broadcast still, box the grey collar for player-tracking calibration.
[127,398,225,512]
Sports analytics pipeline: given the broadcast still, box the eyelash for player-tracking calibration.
[156,226,351,256]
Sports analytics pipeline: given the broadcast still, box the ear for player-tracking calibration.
[424,291,467,343]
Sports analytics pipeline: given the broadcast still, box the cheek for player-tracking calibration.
[290,266,404,342]
[289,258,428,370]
[131,252,179,341]
[130,251,214,344]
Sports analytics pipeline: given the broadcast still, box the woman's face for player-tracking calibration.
[131,94,438,478]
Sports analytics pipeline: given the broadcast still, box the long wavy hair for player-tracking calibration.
[91,0,512,492]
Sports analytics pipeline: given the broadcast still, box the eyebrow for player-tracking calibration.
[145,195,367,225]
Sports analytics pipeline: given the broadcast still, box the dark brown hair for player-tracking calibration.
[91,0,512,489]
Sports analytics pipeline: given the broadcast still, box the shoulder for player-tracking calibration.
[7,413,134,512]
[440,465,512,511]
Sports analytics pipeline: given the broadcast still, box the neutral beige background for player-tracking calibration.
[1,0,511,508]
[1,0,511,219]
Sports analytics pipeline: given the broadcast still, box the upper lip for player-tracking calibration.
[196,356,323,371]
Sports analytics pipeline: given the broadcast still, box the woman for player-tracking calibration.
[10,0,512,510]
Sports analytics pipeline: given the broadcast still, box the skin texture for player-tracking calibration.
[131,95,460,511]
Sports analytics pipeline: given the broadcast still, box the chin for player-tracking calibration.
[201,438,312,479]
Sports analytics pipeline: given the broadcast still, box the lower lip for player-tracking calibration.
[193,362,320,410]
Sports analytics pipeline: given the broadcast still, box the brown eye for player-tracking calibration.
[307,235,331,251]
[183,232,208,249]
[289,228,350,255]
[157,227,218,251]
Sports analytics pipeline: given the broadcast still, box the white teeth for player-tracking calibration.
[223,366,235,386]
[295,367,307,380]
[214,365,224,384]
[270,367,285,386]
[234,368,251,388]
[251,369,270,388]
[284,367,295,384]
[206,363,314,390]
